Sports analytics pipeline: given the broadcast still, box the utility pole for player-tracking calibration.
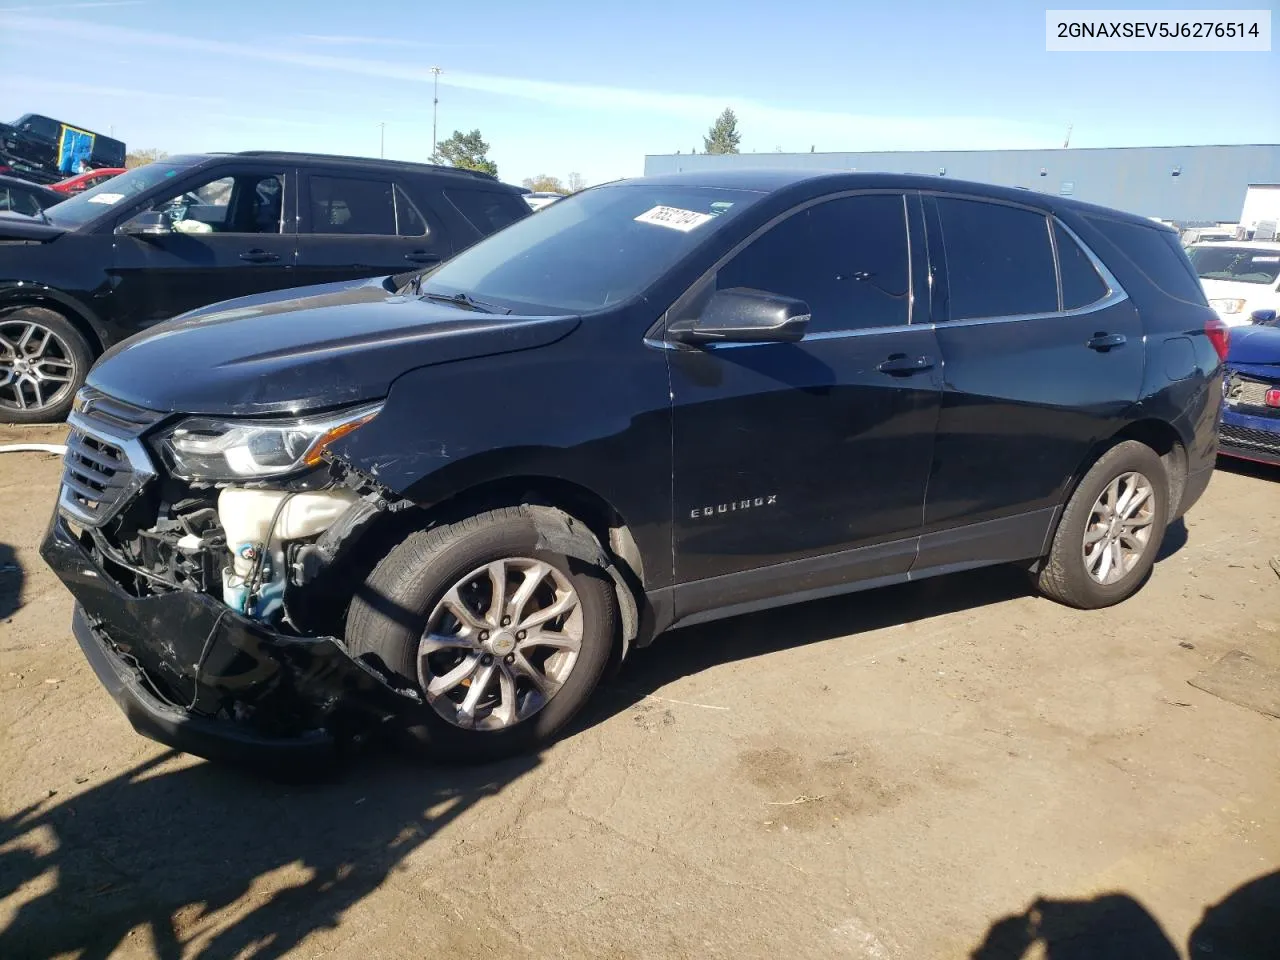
[431,66,442,159]
[378,122,386,158]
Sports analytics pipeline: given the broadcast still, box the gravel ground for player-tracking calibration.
[1,422,1278,959]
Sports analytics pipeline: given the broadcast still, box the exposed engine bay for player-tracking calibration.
[76,462,389,634]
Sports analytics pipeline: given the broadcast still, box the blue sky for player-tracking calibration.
[1,0,1276,186]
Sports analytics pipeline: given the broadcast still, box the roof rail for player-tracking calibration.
[231,150,499,181]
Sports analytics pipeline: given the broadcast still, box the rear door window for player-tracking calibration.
[934,197,1057,320]
[309,176,396,235]
[1054,221,1109,309]
[445,187,528,234]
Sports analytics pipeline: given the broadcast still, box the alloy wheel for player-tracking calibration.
[1082,471,1156,585]
[418,557,583,730]
[0,319,78,413]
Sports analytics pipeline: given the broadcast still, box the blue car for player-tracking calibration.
[1221,321,1280,466]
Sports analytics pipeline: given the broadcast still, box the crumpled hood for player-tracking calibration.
[1227,323,1280,370]
[88,277,580,416]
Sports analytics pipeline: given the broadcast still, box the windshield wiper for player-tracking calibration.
[420,290,511,315]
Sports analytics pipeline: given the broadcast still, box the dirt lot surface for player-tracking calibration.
[1,422,1278,959]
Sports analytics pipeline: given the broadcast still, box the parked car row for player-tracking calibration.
[31,168,1236,770]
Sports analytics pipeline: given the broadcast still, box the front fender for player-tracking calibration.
[0,280,111,352]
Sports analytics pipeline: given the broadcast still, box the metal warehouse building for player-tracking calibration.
[643,144,1280,225]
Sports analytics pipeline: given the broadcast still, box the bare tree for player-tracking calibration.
[125,148,169,169]
[567,172,586,193]
[522,174,566,194]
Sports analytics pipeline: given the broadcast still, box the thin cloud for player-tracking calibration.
[0,1,144,10]
[0,13,1053,150]
[297,34,487,50]
[2,77,224,105]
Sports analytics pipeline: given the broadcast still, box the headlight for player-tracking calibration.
[1209,298,1246,315]
[154,402,382,481]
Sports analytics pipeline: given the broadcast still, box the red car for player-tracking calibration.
[51,167,125,195]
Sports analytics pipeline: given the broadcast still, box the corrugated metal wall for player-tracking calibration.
[642,145,1280,224]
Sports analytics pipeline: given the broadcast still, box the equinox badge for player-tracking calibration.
[690,495,777,519]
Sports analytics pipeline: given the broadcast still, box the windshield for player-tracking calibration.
[44,161,197,229]
[417,183,763,314]
[1188,245,1280,285]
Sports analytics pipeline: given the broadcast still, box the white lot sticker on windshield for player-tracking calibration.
[87,193,125,205]
[634,205,714,232]
[1252,255,1279,262]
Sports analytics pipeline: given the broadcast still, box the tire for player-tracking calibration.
[0,305,93,424]
[1036,440,1169,609]
[345,505,619,762]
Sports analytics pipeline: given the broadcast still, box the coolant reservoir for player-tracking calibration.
[217,488,361,618]
[218,488,361,551]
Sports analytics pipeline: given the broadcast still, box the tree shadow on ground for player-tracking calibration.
[0,543,21,620]
[0,747,538,959]
[968,870,1280,959]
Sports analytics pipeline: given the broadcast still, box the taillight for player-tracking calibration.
[1205,318,1230,362]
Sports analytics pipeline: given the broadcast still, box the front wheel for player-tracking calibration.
[1036,440,1169,609]
[0,306,92,424]
[345,506,618,762]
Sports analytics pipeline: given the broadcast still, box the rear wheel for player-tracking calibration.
[0,306,92,424]
[345,506,618,762]
[1036,440,1169,609]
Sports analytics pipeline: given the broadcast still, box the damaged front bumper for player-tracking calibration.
[41,512,418,768]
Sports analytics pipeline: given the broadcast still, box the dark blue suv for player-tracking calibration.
[42,171,1228,765]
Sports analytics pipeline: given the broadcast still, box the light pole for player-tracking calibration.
[430,66,442,159]
[378,122,386,158]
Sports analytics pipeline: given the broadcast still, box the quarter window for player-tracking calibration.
[310,176,396,235]
[445,188,529,234]
[935,197,1057,320]
[1054,221,1108,309]
[1088,216,1210,304]
[716,194,911,333]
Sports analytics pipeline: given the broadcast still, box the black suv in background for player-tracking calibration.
[0,151,529,422]
[42,171,1225,767]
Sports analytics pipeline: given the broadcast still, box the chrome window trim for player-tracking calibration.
[648,204,1129,352]
[928,214,1127,330]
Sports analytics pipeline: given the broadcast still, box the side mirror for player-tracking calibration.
[1250,308,1277,326]
[668,287,810,345]
[116,210,172,238]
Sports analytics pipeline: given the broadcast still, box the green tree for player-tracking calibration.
[432,129,498,177]
[124,148,168,169]
[522,174,566,194]
[703,108,741,155]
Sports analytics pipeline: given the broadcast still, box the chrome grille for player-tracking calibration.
[58,389,161,526]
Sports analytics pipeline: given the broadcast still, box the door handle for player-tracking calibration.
[239,249,279,264]
[404,250,440,265]
[1087,332,1126,351]
[877,354,935,375]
